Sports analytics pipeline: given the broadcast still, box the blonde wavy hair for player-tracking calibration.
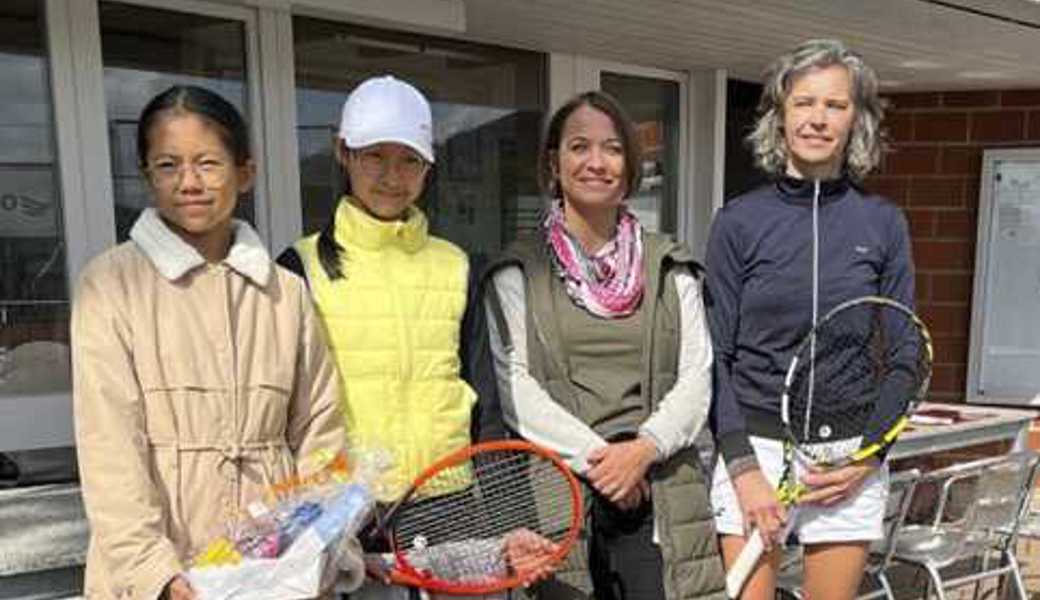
[748,39,887,181]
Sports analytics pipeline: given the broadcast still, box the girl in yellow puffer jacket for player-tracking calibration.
[276,78,501,569]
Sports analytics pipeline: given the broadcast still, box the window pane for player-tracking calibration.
[601,72,680,234]
[293,18,545,258]
[99,2,252,242]
[0,0,76,486]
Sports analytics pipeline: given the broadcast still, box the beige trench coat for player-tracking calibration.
[72,214,346,600]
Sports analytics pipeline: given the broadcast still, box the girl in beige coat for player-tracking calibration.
[73,86,351,600]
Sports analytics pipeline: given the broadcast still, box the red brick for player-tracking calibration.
[918,303,972,338]
[970,111,1026,142]
[1001,90,1040,106]
[908,177,965,208]
[932,273,974,303]
[943,91,1000,108]
[930,364,967,394]
[887,92,941,109]
[906,209,936,238]
[932,336,969,364]
[939,147,982,175]
[886,147,939,175]
[927,389,961,404]
[864,175,908,204]
[884,112,914,142]
[913,239,974,270]
[965,177,982,209]
[935,210,977,240]
[915,112,968,142]
[915,273,931,303]
[1029,110,1040,141]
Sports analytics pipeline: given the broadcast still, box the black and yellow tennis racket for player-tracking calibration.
[725,295,932,598]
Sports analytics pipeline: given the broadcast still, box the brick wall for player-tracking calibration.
[864,89,1040,402]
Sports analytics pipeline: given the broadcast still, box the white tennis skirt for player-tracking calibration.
[710,436,888,543]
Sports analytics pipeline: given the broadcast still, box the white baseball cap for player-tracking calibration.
[338,75,434,164]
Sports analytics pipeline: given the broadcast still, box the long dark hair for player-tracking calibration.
[137,85,251,167]
[317,218,346,280]
[316,139,353,280]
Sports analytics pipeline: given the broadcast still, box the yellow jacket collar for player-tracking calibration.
[335,196,428,253]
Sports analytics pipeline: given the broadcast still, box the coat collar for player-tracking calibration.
[129,208,272,286]
[774,174,851,207]
[334,196,428,253]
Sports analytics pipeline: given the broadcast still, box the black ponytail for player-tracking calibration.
[317,216,345,280]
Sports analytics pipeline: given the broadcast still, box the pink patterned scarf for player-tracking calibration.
[544,201,644,318]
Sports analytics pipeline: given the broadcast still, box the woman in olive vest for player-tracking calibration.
[483,91,726,600]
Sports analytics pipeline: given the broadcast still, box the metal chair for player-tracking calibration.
[891,450,1040,600]
[774,468,922,600]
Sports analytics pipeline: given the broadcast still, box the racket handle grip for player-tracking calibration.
[725,527,765,599]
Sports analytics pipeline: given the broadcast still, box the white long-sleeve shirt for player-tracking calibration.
[485,265,713,475]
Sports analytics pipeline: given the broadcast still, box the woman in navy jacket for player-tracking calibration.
[706,39,914,600]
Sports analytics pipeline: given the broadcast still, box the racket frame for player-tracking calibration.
[380,439,584,595]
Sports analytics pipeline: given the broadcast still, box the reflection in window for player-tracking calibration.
[0,0,78,488]
[99,2,252,242]
[601,73,680,234]
[293,18,546,258]
[0,1,69,386]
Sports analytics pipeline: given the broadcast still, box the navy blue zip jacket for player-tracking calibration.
[705,176,914,474]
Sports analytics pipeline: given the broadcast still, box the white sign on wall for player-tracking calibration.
[969,149,1040,405]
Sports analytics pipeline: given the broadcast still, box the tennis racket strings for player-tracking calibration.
[389,443,581,590]
[784,297,932,465]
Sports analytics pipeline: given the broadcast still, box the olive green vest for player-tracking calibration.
[485,232,726,600]
[551,270,647,440]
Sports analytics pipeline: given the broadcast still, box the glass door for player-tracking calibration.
[576,60,687,236]
[0,0,74,464]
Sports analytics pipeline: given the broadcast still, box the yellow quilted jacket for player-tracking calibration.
[295,198,475,500]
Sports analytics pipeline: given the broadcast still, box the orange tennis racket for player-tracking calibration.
[371,440,583,595]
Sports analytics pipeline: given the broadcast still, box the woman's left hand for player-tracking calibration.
[586,437,659,503]
[797,457,881,506]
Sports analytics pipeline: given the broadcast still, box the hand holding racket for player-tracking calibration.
[367,440,583,595]
[725,296,932,599]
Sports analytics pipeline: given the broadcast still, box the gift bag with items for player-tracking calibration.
[187,449,387,600]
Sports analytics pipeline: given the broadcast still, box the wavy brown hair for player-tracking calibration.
[748,39,887,181]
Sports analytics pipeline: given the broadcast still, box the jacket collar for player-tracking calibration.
[334,196,428,253]
[774,174,851,207]
[129,207,272,286]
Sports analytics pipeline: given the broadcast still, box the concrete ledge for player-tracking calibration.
[0,483,87,576]
[0,566,83,600]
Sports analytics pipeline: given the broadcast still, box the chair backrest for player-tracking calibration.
[922,450,1040,551]
[969,450,1040,544]
[867,468,921,572]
